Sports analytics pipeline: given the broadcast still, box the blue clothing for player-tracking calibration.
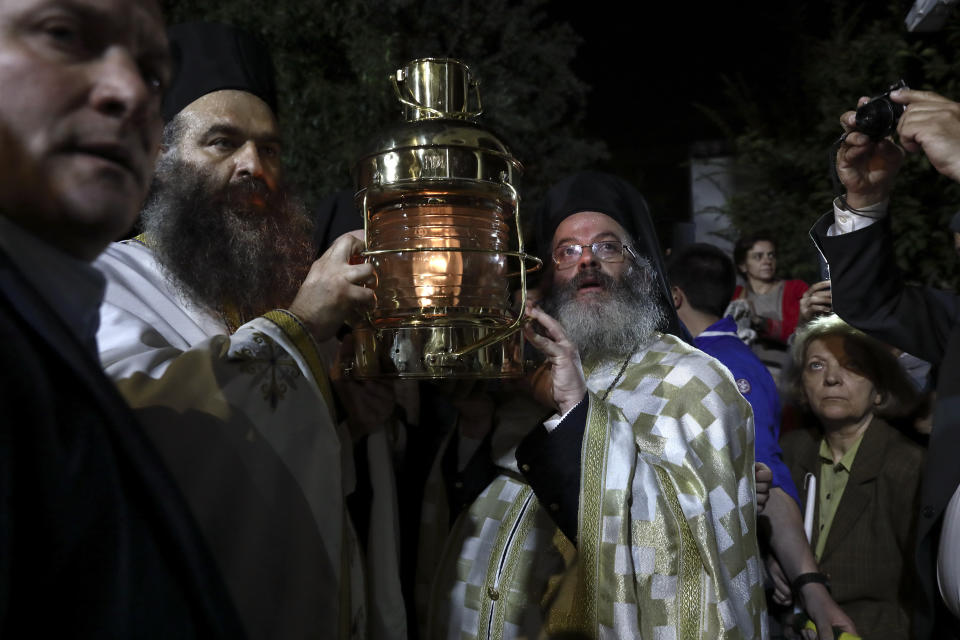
[694,316,800,505]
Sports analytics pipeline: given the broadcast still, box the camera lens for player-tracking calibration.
[855,97,905,140]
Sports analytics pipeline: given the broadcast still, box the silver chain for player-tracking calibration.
[599,347,636,401]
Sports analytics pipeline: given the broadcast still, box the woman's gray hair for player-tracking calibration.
[787,314,919,419]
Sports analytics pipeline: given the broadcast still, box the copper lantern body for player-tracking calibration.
[351,58,540,379]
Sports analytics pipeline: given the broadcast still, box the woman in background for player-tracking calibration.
[730,233,834,384]
[732,234,810,345]
[781,314,923,640]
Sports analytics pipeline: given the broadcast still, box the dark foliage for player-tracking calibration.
[714,0,960,287]
[160,0,608,220]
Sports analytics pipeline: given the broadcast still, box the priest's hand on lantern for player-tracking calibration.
[837,96,904,209]
[522,305,586,416]
[289,230,376,342]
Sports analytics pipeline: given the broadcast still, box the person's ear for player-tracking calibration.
[671,285,683,310]
[874,391,884,406]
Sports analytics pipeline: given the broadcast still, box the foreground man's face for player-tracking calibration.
[173,90,282,203]
[551,211,632,297]
[0,0,169,260]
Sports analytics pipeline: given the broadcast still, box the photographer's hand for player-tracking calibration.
[837,97,904,209]
[799,280,832,324]
[891,88,960,183]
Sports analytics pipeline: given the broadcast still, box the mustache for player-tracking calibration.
[217,177,278,208]
[567,267,615,289]
[543,267,611,317]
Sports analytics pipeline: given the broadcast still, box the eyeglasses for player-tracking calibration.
[552,240,634,269]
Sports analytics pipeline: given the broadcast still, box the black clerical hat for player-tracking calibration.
[162,22,278,123]
[534,171,653,261]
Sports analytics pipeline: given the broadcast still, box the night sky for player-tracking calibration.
[552,1,862,229]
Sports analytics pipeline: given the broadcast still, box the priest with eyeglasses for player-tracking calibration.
[417,171,766,640]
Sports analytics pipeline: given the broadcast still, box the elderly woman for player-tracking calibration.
[781,314,923,639]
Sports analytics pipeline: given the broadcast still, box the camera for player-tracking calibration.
[854,79,908,141]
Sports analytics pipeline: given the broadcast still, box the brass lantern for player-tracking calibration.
[351,58,540,379]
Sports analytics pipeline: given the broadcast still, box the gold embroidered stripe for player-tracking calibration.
[491,495,539,638]
[477,485,534,639]
[262,310,336,421]
[655,466,703,640]
[577,393,611,633]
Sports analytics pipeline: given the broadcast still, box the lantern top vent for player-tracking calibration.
[356,57,521,192]
[394,58,480,122]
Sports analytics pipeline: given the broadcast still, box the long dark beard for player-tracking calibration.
[542,257,666,364]
[141,155,314,322]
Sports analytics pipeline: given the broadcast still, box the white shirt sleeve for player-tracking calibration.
[542,412,564,433]
[543,400,582,433]
[826,197,889,236]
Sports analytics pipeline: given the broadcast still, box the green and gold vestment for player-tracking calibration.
[420,333,767,639]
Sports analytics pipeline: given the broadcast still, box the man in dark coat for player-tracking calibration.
[810,87,960,638]
[0,1,242,636]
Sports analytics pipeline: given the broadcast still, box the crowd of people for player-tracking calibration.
[3,2,960,639]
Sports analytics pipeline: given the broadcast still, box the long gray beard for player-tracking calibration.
[542,258,666,365]
[141,154,314,321]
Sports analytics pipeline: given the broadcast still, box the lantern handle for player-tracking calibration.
[423,180,540,367]
[391,73,483,120]
[359,191,376,328]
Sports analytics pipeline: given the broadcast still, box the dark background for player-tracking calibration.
[556,1,879,224]
[162,0,960,284]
